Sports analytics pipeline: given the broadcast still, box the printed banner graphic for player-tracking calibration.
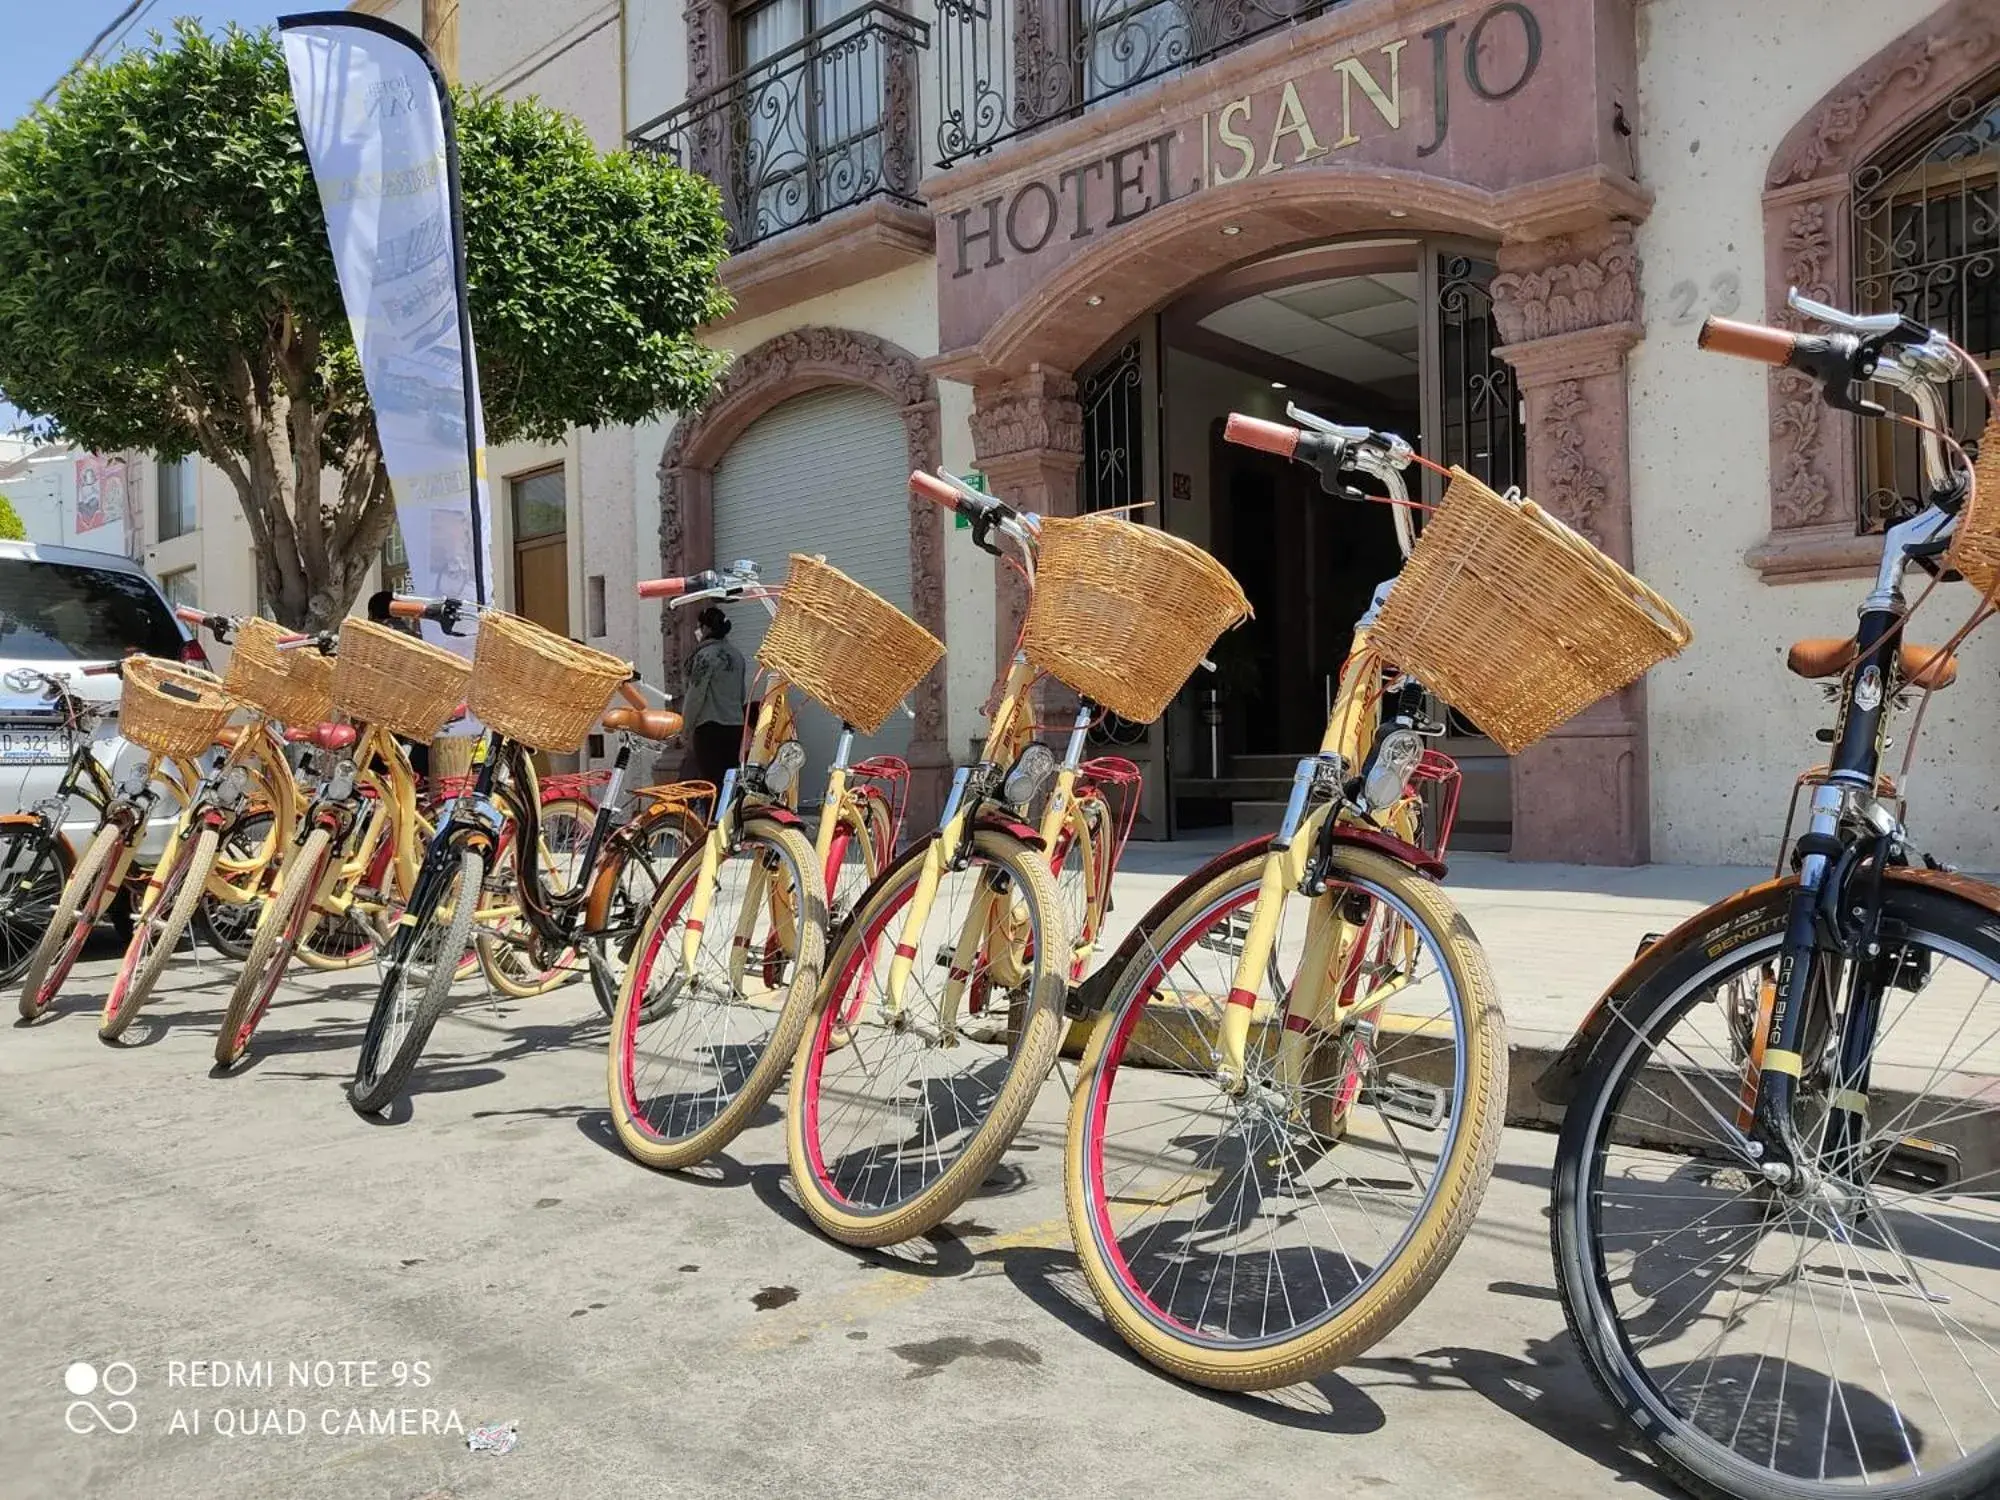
[279,12,492,645]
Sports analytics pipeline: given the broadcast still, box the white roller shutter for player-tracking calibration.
[711,385,914,781]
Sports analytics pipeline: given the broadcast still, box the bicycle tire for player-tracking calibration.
[1552,878,2000,1500]
[586,803,706,1018]
[214,827,334,1068]
[476,794,598,999]
[194,809,275,962]
[18,822,124,1022]
[786,827,1070,1248]
[348,845,482,1114]
[1063,841,1506,1391]
[101,825,218,1040]
[607,814,826,1169]
[0,825,70,987]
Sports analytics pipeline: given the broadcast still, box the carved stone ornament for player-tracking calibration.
[967,366,1084,463]
[1541,380,1608,548]
[656,327,946,754]
[1489,226,1639,345]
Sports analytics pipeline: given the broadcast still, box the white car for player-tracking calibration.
[0,540,205,873]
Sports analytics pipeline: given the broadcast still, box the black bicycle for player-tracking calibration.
[1541,291,2000,1500]
[348,594,685,1115]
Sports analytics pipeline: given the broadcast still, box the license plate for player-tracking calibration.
[0,730,67,765]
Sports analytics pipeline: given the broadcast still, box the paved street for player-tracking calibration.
[0,859,1739,1500]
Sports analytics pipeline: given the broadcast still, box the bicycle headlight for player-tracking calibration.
[1360,728,1424,813]
[1002,743,1056,807]
[762,739,807,798]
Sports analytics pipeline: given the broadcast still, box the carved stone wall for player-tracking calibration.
[969,366,1084,665]
[1493,224,1650,864]
[1750,0,2000,582]
[657,327,949,814]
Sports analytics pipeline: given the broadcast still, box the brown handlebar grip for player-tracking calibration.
[387,597,427,619]
[909,471,963,509]
[636,576,688,599]
[616,680,647,708]
[1697,317,1799,367]
[1223,414,1302,457]
[175,606,207,625]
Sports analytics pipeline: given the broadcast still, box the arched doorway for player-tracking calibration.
[1073,236,1524,848]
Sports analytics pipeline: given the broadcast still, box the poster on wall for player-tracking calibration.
[277,11,492,657]
[71,456,127,536]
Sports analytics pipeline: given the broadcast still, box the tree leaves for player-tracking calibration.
[0,20,730,624]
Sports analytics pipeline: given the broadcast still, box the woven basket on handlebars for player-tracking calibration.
[332,618,471,742]
[223,616,334,726]
[1370,467,1692,755]
[119,656,236,758]
[471,610,633,753]
[1944,413,2000,600]
[756,555,944,735]
[1022,514,1251,725]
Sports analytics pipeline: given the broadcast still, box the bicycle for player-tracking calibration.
[1542,292,2000,1500]
[214,615,472,1069]
[607,556,943,1168]
[97,609,324,1039]
[1043,412,1512,1389]
[350,598,681,1114]
[785,479,1247,1247]
[15,656,221,1023]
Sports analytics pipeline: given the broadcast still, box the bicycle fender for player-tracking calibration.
[1534,877,1797,1107]
[1325,824,1447,880]
[754,804,808,833]
[976,812,1045,850]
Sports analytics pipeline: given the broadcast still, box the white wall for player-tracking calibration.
[1627,0,1998,866]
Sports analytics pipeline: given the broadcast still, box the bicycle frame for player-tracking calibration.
[296,724,430,948]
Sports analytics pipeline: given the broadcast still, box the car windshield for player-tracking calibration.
[0,558,183,663]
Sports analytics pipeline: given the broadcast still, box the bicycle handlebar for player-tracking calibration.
[1221,414,1301,458]
[1221,410,1417,557]
[909,469,1037,559]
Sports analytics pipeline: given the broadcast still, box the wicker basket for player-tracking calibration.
[119,656,236,758]
[223,616,335,726]
[1021,514,1251,725]
[757,555,944,735]
[1945,413,2000,600]
[1370,467,1692,755]
[332,618,472,742]
[470,610,632,753]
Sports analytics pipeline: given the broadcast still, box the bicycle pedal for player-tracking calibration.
[1362,1074,1449,1130]
[1871,1134,1960,1194]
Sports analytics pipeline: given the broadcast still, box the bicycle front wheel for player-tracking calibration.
[0,822,69,987]
[102,824,219,1039]
[215,827,334,1069]
[607,815,825,1169]
[1064,841,1505,1391]
[1553,877,2000,1500]
[349,845,482,1114]
[787,827,1070,1247]
[18,822,124,1023]
[195,809,275,962]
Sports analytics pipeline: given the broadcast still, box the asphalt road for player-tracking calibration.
[0,938,1670,1500]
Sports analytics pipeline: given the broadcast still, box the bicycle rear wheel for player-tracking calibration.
[102,824,219,1039]
[476,794,597,998]
[0,822,69,987]
[349,845,481,1114]
[1064,841,1505,1390]
[786,827,1069,1247]
[1553,878,2000,1500]
[214,827,335,1068]
[608,816,824,1168]
[585,802,704,1017]
[18,822,124,1022]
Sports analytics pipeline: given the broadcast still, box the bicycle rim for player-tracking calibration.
[1557,886,2000,1498]
[0,828,65,985]
[350,848,479,1111]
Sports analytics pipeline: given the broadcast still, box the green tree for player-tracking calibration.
[0,22,729,628]
[0,493,24,541]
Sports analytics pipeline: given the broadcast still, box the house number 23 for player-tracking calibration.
[1666,272,1741,325]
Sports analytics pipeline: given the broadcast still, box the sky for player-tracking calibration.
[1,3,300,431]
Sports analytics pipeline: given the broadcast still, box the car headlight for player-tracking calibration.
[1002,743,1056,807]
[1360,729,1424,814]
[762,739,807,798]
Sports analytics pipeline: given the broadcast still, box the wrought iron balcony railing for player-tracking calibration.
[936,0,1336,166]
[631,5,929,252]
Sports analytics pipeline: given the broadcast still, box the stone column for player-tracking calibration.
[969,367,1084,706]
[1492,226,1651,865]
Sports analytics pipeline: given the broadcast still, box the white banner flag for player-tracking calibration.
[280,12,492,639]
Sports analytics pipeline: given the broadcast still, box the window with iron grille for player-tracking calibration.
[1853,73,2000,528]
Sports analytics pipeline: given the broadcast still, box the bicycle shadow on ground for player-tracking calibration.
[560,1108,762,1190]
[745,1161,983,1279]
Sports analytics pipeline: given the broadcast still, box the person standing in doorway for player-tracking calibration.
[680,605,747,787]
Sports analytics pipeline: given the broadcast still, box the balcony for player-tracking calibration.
[935,0,1336,165]
[632,5,933,321]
